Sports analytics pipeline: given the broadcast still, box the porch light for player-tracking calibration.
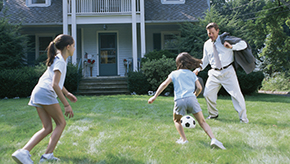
[103,24,107,30]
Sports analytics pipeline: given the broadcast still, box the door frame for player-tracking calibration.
[96,30,119,76]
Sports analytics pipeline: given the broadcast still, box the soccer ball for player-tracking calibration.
[181,115,196,128]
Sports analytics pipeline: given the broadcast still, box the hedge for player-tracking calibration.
[0,64,82,98]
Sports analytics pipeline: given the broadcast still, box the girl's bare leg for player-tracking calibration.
[193,111,215,139]
[22,107,53,151]
[22,103,66,154]
[41,104,66,153]
[173,113,187,141]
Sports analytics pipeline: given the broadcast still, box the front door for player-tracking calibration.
[99,33,117,76]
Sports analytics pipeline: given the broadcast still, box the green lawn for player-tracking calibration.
[1,94,290,164]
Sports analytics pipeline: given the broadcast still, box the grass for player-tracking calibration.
[1,94,290,164]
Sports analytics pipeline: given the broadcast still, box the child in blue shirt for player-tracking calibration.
[148,52,225,149]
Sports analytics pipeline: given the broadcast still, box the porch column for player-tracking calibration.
[132,0,138,71]
[140,0,146,59]
[62,0,68,35]
[71,0,77,64]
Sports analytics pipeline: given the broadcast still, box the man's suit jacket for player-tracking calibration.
[220,32,256,74]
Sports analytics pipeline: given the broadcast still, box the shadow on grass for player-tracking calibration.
[60,153,143,164]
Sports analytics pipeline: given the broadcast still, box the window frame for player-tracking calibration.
[26,0,51,7]
[161,31,180,52]
[35,34,55,60]
[161,0,185,4]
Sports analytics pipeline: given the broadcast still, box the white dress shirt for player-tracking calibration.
[196,35,247,71]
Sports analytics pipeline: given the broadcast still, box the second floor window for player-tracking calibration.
[27,0,51,7]
[161,0,186,4]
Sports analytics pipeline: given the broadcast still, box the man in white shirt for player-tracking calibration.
[194,22,249,123]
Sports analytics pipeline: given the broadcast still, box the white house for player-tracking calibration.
[0,0,209,77]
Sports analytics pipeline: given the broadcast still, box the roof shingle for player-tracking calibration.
[0,0,209,25]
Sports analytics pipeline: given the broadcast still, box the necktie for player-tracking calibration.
[213,43,222,69]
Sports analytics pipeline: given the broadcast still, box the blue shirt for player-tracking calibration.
[168,69,198,101]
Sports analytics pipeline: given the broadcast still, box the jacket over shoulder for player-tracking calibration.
[220,32,256,74]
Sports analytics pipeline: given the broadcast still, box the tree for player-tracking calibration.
[0,16,28,69]
[256,0,290,76]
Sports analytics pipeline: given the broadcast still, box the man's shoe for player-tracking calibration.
[210,138,226,150]
[12,149,34,164]
[206,115,218,119]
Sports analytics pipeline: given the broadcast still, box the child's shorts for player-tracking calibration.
[173,96,202,116]
[28,85,58,108]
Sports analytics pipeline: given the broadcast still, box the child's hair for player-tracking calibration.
[176,52,202,70]
[46,34,74,66]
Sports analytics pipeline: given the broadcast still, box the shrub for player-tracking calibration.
[0,67,38,98]
[65,63,83,94]
[127,71,150,95]
[141,49,177,63]
[261,73,290,91]
[0,63,82,98]
[237,70,264,94]
[141,56,176,94]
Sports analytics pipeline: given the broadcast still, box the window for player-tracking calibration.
[161,0,185,4]
[35,35,54,61]
[161,31,180,54]
[26,0,51,7]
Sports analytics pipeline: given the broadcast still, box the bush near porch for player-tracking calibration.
[0,64,82,99]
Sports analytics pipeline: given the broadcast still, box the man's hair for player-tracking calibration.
[206,22,219,31]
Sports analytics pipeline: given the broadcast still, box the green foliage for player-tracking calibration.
[237,70,264,94]
[127,71,150,95]
[64,63,83,94]
[141,49,176,63]
[262,73,290,92]
[141,56,176,93]
[34,62,47,77]
[0,17,28,69]
[0,67,38,98]
[209,0,290,77]
[0,64,82,98]
[177,22,206,59]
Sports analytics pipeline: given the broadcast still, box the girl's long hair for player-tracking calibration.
[176,52,202,70]
[46,34,74,66]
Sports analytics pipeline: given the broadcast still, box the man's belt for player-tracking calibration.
[213,62,233,71]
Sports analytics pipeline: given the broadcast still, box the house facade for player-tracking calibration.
[0,0,209,77]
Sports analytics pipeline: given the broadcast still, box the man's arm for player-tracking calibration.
[224,40,247,51]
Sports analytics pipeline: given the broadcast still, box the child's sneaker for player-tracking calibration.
[12,149,34,164]
[39,153,60,163]
[210,138,226,150]
[176,137,188,144]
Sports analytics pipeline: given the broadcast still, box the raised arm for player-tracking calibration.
[148,77,172,104]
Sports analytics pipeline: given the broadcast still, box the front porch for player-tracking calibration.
[63,0,146,73]
[77,76,130,95]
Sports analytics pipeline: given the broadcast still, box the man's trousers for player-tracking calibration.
[203,65,249,123]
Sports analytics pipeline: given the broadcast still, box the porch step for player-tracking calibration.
[76,76,130,96]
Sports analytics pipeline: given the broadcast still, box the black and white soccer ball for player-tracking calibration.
[181,115,196,128]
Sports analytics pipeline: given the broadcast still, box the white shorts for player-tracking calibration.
[28,85,58,108]
[173,96,202,116]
